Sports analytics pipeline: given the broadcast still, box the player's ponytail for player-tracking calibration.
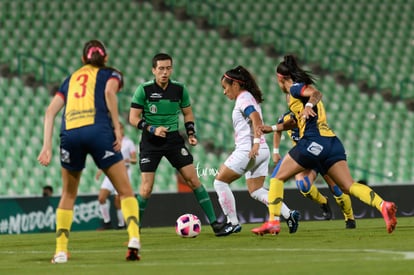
[83,40,107,67]
[277,54,316,85]
[222,65,264,104]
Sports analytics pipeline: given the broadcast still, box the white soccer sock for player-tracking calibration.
[117,209,125,227]
[280,202,291,220]
[213,179,238,225]
[250,187,268,205]
[250,187,290,219]
[100,201,111,223]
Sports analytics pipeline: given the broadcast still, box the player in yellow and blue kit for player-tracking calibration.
[272,111,355,228]
[252,54,397,235]
[38,40,140,262]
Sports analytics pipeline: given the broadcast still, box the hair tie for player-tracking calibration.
[224,73,245,84]
[87,46,105,59]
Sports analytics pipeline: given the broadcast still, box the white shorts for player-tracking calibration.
[100,168,132,195]
[224,147,270,179]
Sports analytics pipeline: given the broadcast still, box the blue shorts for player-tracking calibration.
[271,156,321,178]
[60,124,123,171]
[288,136,346,175]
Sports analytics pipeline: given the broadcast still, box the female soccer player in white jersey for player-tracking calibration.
[212,66,300,236]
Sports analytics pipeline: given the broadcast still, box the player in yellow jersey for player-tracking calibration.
[38,40,141,262]
[273,111,355,228]
[252,54,397,235]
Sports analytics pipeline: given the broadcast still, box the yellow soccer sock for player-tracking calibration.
[301,184,328,205]
[121,197,140,240]
[334,193,354,220]
[349,182,383,211]
[268,178,284,220]
[55,208,73,254]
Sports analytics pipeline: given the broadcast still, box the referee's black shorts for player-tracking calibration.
[139,131,193,172]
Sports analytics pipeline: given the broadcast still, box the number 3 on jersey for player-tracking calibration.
[74,74,88,98]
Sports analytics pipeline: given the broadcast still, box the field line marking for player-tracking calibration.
[1,248,413,260]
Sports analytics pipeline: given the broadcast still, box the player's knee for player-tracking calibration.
[139,186,153,198]
[331,185,343,196]
[183,177,200,190]
[98,197,106,204]
[296,179,311,193]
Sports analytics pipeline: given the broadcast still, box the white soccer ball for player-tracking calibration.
[175,213,201,238]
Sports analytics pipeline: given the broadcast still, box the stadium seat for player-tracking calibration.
[1,0,413,196]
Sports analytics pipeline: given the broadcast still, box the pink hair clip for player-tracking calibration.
[87,46,105,59]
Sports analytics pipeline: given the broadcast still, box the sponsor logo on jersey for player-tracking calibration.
[307,142,323,156]
[150,93,163,99]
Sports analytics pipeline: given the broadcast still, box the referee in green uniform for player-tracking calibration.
[129,53,233,236]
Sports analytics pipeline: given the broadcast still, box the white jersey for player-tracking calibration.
[121,136,136,168]
[232,91,266,150]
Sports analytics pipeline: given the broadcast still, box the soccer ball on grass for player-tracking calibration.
[175,213,201,238]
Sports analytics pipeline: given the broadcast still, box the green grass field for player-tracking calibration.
[1,217,413,275]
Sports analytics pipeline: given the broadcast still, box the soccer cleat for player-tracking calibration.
[214,222,242,237]
[381,201,397,234]
[211,221,228,235]
[126,237,141,261]
[320,197,332,220]
[286,210,300,234]
[231,224,242,233]
[345,219,356,229]
[97,222,113,231]
[251,220,281,236]
[211,221,224,232]
[51,251,68,264]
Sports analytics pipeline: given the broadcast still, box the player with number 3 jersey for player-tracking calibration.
[38,40,141,263]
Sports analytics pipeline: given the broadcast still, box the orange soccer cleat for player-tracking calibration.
[381,201,397,234]
[251,220,281,236]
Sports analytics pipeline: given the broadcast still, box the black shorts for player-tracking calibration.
[139,131,193,172]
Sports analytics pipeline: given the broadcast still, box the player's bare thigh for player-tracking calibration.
[179,164,201,190]
[275,154,306,181]
[326,160,354,193]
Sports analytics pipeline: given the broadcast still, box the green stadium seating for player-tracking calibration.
[1,0,414,196]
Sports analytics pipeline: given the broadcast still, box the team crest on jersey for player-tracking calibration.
[60,148,70,163]
[307,142,323,156]
[149,104,157,113]
[181,148,189,156]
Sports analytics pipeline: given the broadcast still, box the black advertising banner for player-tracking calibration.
[0,185,412,234]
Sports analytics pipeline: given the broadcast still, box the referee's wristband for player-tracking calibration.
[137,119,148,130]
[185,121,196,137]
[273,148,279,154]
[305,102,314,108]
[148,126,156,135]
